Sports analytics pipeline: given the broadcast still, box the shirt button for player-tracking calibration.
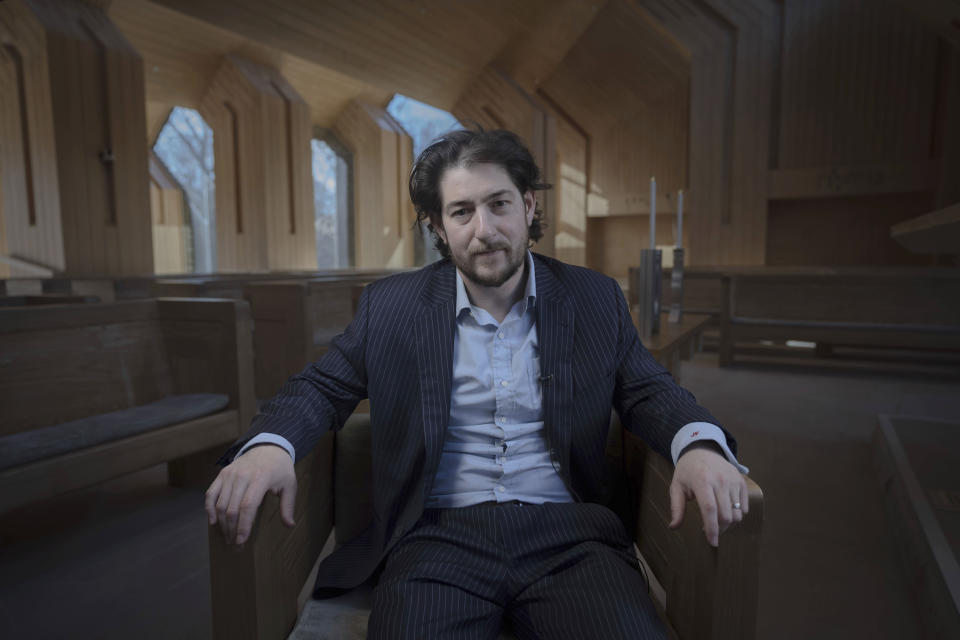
[500,380,508,387]
[496,485,505,493]
[498,331,505,339]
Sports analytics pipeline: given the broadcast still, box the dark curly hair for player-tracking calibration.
[409,128,551,259]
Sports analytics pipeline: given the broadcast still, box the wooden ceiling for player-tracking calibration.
[109,0,389,141]
[109,0,614,142]
[141,0,593,109]
[540,0,691,140]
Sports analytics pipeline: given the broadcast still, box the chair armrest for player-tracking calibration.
[625,432,764,640]
[209,431,335,640]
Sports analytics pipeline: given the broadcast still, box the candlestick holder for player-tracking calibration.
[629,248,662,340]
[668,248,684,324]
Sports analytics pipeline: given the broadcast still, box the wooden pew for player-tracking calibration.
[873,415,960,639]
[0,298,255,513]
[718,268,960,369]
[245,274,397,400]
[0,279,44,296]
[0,294,100,306]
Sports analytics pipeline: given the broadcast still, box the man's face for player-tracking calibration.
[436,163,535,289]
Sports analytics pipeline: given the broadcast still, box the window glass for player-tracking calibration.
[153,107,216,272]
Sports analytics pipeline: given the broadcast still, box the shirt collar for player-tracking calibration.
[455,251,537,318]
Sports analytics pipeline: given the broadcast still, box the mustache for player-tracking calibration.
[470,243,509,255]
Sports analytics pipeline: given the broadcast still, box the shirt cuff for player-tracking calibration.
[671,422,749,474]
[235,433,296,463]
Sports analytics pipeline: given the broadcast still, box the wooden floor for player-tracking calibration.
[2,352,959,639]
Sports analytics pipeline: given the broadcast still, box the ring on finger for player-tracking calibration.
[733,502,741,510]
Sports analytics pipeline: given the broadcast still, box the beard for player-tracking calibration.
[452,236,528,289]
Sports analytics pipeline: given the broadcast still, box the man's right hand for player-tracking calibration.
[204,444,297,546]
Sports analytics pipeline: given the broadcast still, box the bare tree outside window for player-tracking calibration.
[153,107,216,272]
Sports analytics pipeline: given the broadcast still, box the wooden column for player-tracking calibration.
[200,56,316,272]
[0,0,152,277]
[332,100,414,269]
[452,67,558,258]
[149,150,190,275]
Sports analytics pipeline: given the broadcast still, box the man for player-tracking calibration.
[206,129,749,639]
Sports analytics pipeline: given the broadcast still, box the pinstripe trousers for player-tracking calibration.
[367,501,667,640]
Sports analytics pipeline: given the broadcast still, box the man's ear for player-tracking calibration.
[524,191,536,226]
[433,216,447,244]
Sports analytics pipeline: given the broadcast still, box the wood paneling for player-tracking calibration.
[553,115,588,267]
[452,67,557,257]
[0,0,64,278]
[149,150,189,274]
[493,0,607,94]
[150,0,568,111]
[935,45,960,208]
[109,0,389,134]
[0,0,153,277]
[542,0,777,266]
[767,193,937,266]
[769,162,941,200]
[587,214,682,282]
[778,0,940,169]
[200,56,316,272]
[634,0,780,266]
[333,100,415,269]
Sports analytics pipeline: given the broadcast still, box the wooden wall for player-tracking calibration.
[452,67,558,258]
[0,0,64,278]
[0,0,153,277]
[552,114,588,267]
[540,0,692,278]
[766,0,950,266]
[199,56,316,272]
[149,150,190,274]
[540,0,955,271]
[333,100,414,269]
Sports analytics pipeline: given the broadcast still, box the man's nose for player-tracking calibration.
[473,207,496,240]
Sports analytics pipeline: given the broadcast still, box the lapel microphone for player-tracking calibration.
[538,374,553,386]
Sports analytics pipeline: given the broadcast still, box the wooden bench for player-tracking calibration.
[208,414,764,640]
[0,294,101,306]
[718,268,960,369]
[244,275,398,399]
[0,298,255,513]
[873,414,960,639]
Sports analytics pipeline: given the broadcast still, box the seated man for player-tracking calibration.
[206,128,749,639]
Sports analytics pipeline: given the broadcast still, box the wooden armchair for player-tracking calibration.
[209,414,763,639]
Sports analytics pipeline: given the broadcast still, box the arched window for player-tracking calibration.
[153,107,215,273]
[386,94,461,264]
[311,130,352,268]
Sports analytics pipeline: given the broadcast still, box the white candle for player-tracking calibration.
[676,189,684,248]
[649,176,656,251]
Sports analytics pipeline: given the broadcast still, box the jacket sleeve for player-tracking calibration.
[220,284,371,464]
[609,277,737,463]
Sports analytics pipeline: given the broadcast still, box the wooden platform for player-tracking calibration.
[873,415,960,639]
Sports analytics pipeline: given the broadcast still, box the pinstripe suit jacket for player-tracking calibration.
[234,253,733,595]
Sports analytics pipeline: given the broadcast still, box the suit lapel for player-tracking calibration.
[414,261,457,490]
[533,256,574,465]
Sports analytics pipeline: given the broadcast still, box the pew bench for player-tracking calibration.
[718,269,960,369]
[209,414,764,640]
[244,274,401,400]
[0,298,255,513]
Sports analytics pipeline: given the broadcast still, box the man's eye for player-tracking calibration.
[452,209,468,217]
[493,200,508,208]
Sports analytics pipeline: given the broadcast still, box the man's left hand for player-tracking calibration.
[669,445,749,547]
